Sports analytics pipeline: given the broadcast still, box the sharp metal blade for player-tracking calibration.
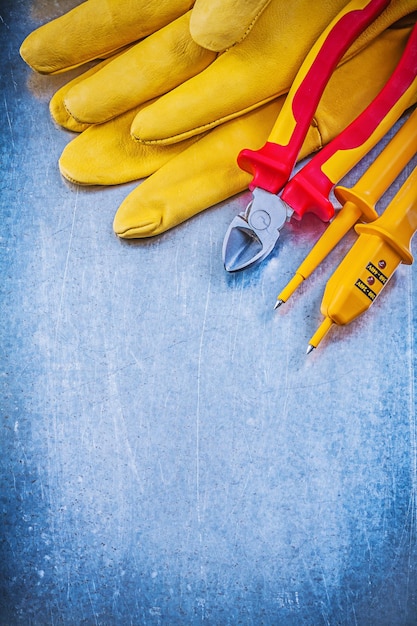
[222,188,291,272]
[222,216,266,272]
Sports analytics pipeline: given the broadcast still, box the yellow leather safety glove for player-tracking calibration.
[54,25,416,236]
[20,0,347,135]
[21,0,417,146]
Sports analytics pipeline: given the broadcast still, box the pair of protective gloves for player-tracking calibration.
[20,0,417,239]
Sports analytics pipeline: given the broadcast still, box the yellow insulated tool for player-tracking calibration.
[307,164,417,353]
[275,107,417,307]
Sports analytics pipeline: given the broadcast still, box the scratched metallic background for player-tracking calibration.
[1,1,417,624]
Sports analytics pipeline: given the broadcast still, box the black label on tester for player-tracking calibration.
[355,279,377,301]
[366,262,388,285]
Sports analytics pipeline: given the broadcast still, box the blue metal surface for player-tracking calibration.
[1,2,417,624]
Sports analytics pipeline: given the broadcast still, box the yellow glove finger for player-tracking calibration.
[49,52,127,132]
[111,24,416,238]
[130,0,417,145]
[54,12,216,127]
[20,0,194,74]
[59,105,205,185]
[189,0,272,50]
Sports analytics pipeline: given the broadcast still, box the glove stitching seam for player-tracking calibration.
[132,95,280,144]
[222,0,272,50]
[311,116,323,151]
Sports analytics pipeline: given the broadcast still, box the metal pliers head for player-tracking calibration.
[222,188,292,272]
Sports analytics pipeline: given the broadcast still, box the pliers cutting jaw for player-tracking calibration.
[222,188,292,271]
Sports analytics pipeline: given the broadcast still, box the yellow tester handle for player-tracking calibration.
[324,164,417,326]
[334,106,417,213]
[277,108,417,306]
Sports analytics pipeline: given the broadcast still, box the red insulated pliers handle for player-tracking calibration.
[281,21,417,222]
[238,0,391,195]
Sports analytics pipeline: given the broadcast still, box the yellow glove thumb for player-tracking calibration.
[189,0,272,50]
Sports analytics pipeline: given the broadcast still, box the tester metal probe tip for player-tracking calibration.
[307,316,334,353]
[274,299,283,310]
[275,273,305,308]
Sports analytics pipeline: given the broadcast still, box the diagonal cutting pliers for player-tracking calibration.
[222,0,417,272]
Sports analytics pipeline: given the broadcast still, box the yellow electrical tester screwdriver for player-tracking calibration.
[276,107,417,308]
[307,164,417,353]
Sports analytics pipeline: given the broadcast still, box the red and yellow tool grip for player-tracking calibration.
[281,22,417,222]
[238,0,391,193]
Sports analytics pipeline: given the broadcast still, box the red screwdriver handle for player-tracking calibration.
[238,0,391,193]
[281,22,417,222]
